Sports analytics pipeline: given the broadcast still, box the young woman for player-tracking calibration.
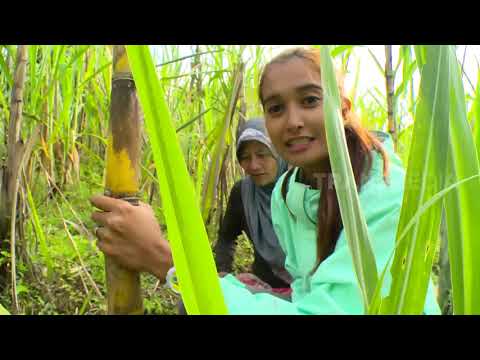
[217,47,440,314]
[214,118,291,293]
[91,47,440,314]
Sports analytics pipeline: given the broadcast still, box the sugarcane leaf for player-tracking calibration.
[369,172,480,313]
[331,45,355,58]
[78,61,112,89]
[444,45,480,315]
[0,303,9,315]
[394,61,417,99]
[201,64,243,220]
[319,45,378,312]
[26,184,54,279]
[381,45,450,314]
[473,69,480,166]
[126,45,228,315]
[367,47,385,75]
[0,46,13,87]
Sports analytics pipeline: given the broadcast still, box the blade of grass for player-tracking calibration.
[126,45,228,315]
[0,303,9,315]
[380,45,450,314]
[443,45,480,315]
[472,68,480,163]
[319,45,378,312]
[201,63,243,220]
[25,183,54,279]
[369,172,480,313]
[0,46,13,87]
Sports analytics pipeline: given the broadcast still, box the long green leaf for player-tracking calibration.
[201,63,243,220]
[0,46,13,87]
[126,45,227,315]
[26,184,54,279]
[380,45,450,314]
[444,46,480,315]
[369,173,480,313]
[319,45,378,312]
[0,303,9,315]
[473,68,480,166]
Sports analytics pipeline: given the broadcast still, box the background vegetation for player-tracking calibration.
[0,45,478,314]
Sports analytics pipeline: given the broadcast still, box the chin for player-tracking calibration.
[253,180,268,187]
[284,148,328,168]
[253,177,275,187]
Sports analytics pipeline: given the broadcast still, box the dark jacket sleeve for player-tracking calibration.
[214,180,246,273]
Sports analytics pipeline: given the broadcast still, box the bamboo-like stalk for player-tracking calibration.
[0,46,28,235]
[385,45,397,150]
[0,46,28,310]
[103,45,143,315]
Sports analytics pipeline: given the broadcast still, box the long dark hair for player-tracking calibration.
[259,47,390,274]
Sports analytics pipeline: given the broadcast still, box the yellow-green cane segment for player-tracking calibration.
[103,45,143,315]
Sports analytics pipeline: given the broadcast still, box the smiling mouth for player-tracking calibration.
[286,137,314,145]
[285,137,315,152]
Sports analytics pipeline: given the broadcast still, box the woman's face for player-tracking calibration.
[238,141,278,186]
[261,57,328,175]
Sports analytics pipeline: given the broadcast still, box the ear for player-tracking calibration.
[341,97,352,117]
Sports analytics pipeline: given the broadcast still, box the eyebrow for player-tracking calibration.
[262,83,323,105]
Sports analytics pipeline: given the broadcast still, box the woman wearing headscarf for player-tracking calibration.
[214,118,291,295]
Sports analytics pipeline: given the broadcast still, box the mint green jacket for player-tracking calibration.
[219,135,441,315]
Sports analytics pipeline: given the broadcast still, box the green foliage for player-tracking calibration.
[443,46,480,315]
[377,46,451,314]
[0,303,9,315]
[1,45,479,315]
[126,45,228,315]
[320,45,378,311]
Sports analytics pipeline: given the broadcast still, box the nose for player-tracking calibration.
[247,156,262,173]
[285,104,304,132]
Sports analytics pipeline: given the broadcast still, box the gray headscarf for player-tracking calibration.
[236,119,292,284]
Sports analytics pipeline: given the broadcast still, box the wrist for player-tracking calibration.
[149,238,173,282]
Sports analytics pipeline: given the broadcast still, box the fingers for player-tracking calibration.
[90,194,126,212]
[96,238,115,257]
[95,226,107,241]
[91,211,111,227]
[94,226,115,257]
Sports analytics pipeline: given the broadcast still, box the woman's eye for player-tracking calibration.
[267,103,283,115]
[303,96,321,106]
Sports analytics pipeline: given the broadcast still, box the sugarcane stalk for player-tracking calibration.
[385,45,397,150]
[104,45,143,315]
[0,46,28,301]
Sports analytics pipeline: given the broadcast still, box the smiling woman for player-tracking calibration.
[261,60,329,174]
[216,47,440,314]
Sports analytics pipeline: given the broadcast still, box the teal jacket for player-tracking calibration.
[219,135,441,315]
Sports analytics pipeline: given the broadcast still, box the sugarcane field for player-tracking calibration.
[1,44,480,315]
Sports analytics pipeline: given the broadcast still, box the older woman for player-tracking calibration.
[214,118,291,294]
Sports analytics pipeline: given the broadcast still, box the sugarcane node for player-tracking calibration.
[113,73,134,83]
[103,190,140,206]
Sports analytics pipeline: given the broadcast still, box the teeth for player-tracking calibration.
[288,138,311,145]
